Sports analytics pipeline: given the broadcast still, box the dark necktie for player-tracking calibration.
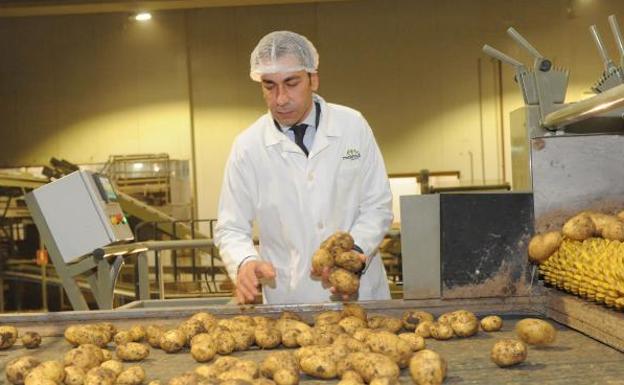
[290,124,309,156]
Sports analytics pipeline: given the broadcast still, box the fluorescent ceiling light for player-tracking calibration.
[134,12,152,21]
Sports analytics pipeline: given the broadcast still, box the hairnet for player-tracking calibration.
[250,31,319,81]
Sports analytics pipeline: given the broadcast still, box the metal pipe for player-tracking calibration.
[506,27,543,59]
[608,15,624,59]
[93,239,214,259]
[589,25,614,72]
[482,45,524,67]
[542,82,624,127]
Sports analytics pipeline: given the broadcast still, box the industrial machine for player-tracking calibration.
[25,170,216,310]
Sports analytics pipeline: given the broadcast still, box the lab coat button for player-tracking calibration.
[317,222,324,230]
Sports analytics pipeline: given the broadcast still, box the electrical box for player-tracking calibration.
[25,170,134,263]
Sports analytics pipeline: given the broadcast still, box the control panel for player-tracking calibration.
[25,170,134,263]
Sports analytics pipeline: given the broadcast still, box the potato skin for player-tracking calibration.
[0,325,19,349]
[63,366,85,385]
[24,360,64,384]
[398,333,426,351]
[159,329,186,353]
[335,251,364,273]
[409,349,447,385]
[6,356,40,385]
[84,367,116,385]
[64,325,110,347]
[401,311,434,331]
[64,344,104,370]
[338,352,399,383]
[312,249,334,274]
[21,332,42,349]
[329,268,360,296]
[449,310,479,338]
[528,231,562,264]
[254,326,281,349]
[429,323,453,340]
[341,303,367,321]
[414,321,433,338]
[480,316,503,332]
[490,339,527,367]
[115,342,150,361]
[562,213,595,241]
[116,366,146,385]
[300,355,338,379]
[191,342,217,362]
[515,318,556,346]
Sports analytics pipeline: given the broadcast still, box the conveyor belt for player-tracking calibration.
[0,295,623,384]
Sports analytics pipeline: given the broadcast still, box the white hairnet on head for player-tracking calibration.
[250,31,319,81]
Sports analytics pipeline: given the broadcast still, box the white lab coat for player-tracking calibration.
[214,94,393,304]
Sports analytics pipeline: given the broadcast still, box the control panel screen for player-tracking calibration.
[94,174,118,202]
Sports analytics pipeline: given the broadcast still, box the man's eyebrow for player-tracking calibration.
[262,79,276,85]
[284,75,302,82]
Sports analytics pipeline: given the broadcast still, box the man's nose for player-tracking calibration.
[276,86,289,105]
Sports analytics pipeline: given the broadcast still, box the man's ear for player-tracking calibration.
[310,73,319,92]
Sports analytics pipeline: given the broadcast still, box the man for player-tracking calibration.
[214,30,393,304]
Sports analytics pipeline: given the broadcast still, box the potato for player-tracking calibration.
[64,325,110,347]
[335,251,364,273]
[191,333,214,347]
[21,332,41,349]
[6,356,40,385]
[23,378,57,385]
[450,310,479,337]
[562,213,595,241]
[280,329,302,348]
[64,344,104,370]
[436,312,454,325]
[253,316,275,328]
[338,352,399,383]
[191,342,217,362]
[314,311,342,326]
[365,331,412,368]
[63,366,86,385]
[116,343,150,361]
[128,325,147,342]
[367,316,402,333]
[337,379,362,385]
[260,351,299,385]
[24,361,64,384]
[0,325,19,349]
[398,333,426,351]
[145,325,165,349]
[300,355,338,379]
[159,329,186,353]
[480,316,503,332]
[179,319,205,345]
[341,303,367,321]
[168,372,198,385]
[515,318,556,345]
[429,322,453,340]
[211,330,237,355]
[190,312,218,332]
[218,371,254,383]
[414,321,433,338]
[490,339,527,367]
[100,359,124,376]
[230,329,255,351]
[97,323,117,338]
[401,311,434,331]
[339,316,368,335]
[273,370,298,385]
[590,213,624,240]
[84,367,116,385]
[333,334,369,353]
[528,231,563,264]
[116,366,146,385]
[254,326,281,349]
[114,331,133,346]
[312,249,334,274]
[253,378,277,385]
[408,349,447,385]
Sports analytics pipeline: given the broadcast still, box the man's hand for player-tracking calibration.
[236,260,276,304]
[316,253,367,301]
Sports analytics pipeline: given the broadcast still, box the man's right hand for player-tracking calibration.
[236,260,276,304]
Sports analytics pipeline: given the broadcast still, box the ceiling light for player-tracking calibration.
[134,12,152,22]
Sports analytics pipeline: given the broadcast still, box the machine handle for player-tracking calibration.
[482,44,524,67]
[589,25,614,71]
[93,239,214,259]
[608,15,624,58]
[542,82,624,127]
[507,27,544,59]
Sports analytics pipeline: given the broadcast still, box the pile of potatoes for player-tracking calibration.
[311,232,364,296]
[528,210,624,265]
[4,304,562,385]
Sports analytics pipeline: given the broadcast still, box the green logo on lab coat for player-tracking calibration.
[342,149,361,160]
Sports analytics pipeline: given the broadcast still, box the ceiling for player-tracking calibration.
[0,0,353,17]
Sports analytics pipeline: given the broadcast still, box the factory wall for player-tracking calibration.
[0,0,623,220]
